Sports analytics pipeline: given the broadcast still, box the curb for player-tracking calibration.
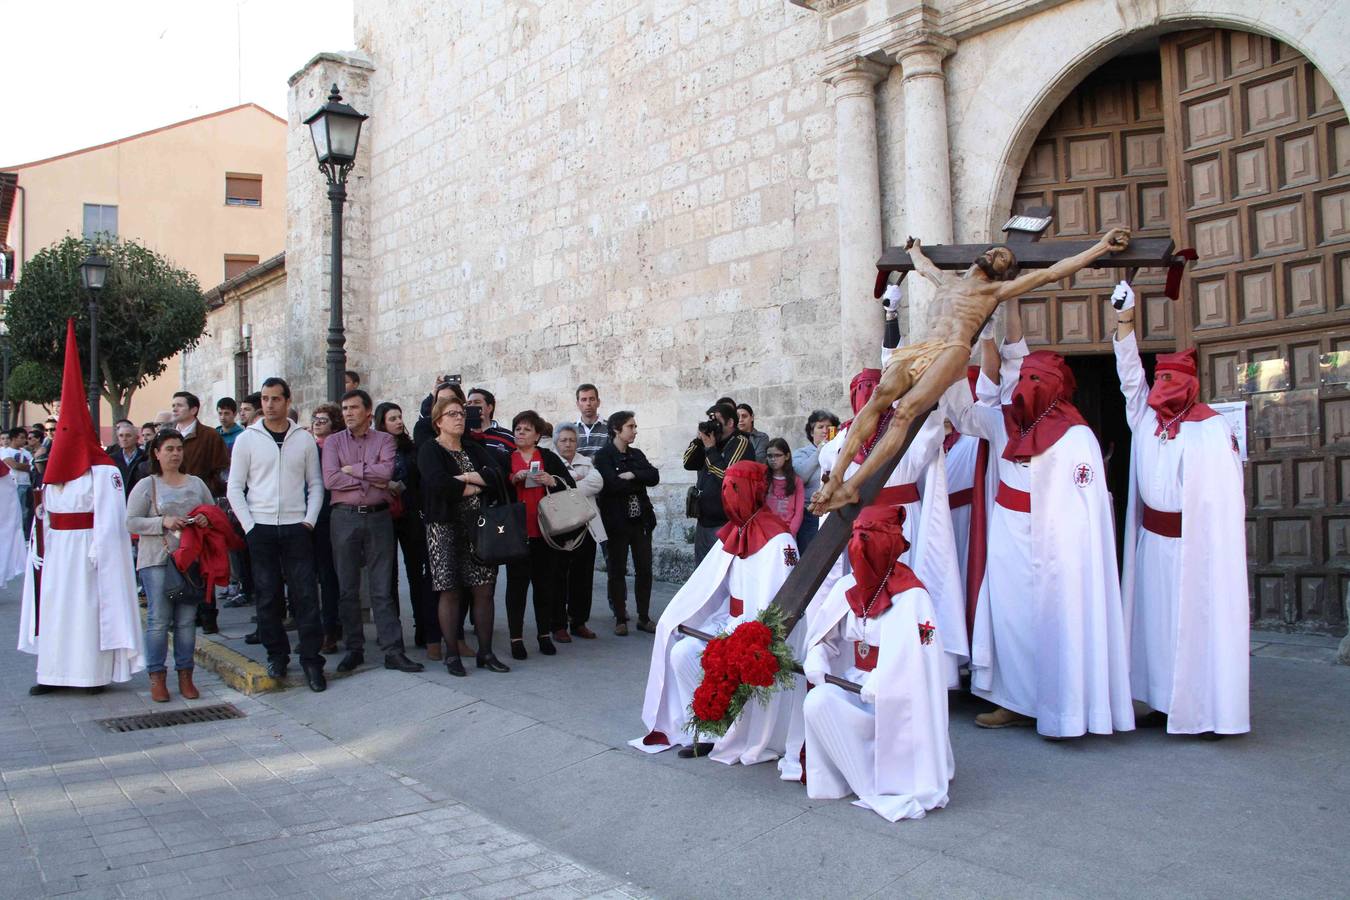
[193,635,281,694]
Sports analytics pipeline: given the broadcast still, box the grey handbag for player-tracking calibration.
[538,486,596,552]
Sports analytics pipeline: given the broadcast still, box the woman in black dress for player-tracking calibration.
[417,395,509,676]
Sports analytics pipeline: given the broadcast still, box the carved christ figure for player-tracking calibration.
[810,226,1132,514]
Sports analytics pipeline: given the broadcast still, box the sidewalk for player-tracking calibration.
[5,572,1349,898]
[0,585,644,899]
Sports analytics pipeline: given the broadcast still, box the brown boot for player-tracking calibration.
[177,670,200,700]
[975,707,1034,729]
[426,642,443,661]
[149,671,169,703]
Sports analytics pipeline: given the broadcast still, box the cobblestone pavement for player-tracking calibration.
[0,593,643,899]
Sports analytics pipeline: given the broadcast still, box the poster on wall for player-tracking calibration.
[1249,389,1319,441]
[1237,359,1290,395]
[1210,400,1248,462]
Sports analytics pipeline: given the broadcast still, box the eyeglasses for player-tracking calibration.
[441,411,466,420]
[766,453,786,459]
[312,417,331,425]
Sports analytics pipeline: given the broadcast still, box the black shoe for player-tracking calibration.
[538,635,557,656]
[510,640,528,661]
[384,652,425,673]
[636,619,657,634]
[302,663,327,693]
[244,630,262,645]
[29,684,57,696]
[445,658,467,677]
[84,686,105,695]
[677,742,715,759]
[222,593,251,608]
[281,618,297,631]
[336,651,364,673]
[266,658,288,680]
[476,652,510,673]
[1198,732,1225,742]
[1137,710,1169,729]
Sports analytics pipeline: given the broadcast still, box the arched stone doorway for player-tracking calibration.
[1007,27,1349,635]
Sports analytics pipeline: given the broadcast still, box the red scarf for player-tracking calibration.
[1148,348,1218,439]
[1002,351,1088,462]
[844,506,922,620]
[716,461,789,559]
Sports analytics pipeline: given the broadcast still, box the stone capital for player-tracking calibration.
[822,58,892,98]
[889,32,957,81]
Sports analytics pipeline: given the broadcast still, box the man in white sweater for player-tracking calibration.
[226,377,327,691]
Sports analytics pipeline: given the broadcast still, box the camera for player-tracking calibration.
[697,420,719,437]
[465,406,484,431]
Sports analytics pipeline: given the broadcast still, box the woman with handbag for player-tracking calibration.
[376,401,438,660]
[417,395,510,676]
[125,430,214,702]
[504,410,576,660]
[552,424,605,640]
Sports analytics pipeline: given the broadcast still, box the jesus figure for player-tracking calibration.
[810,226,1132,514]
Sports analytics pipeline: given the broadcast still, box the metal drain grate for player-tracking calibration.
[98,704,245,733]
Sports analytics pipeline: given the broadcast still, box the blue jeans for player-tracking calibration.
[142,565,197,673]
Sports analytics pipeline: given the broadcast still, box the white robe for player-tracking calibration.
[1115,333,1250,735]
[944,375,1135,738]
[943,433,979,591]
[630,531,801,764]
[817,412,967,683]
[17,467,144,686]
[0,469,27,584]
[800,578,953,821]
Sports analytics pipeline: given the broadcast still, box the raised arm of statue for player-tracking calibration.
[993,227,1131,302]
[905,236,945,287]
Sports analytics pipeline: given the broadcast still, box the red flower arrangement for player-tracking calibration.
[688,606,798,737]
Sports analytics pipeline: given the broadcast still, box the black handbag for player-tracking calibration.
[685,485,700,518]
[474,476,529,564]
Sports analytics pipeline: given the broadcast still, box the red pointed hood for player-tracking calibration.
[42,319,114,485]
[1002,350,1088,461]
[716,461,789,559]
[1148,347,1217,438]
[844,505,922,620]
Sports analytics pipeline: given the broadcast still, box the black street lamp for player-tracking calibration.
[304,84,368,402]
[79,252,109,435]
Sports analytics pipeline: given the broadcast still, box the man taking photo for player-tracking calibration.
[682,400,751,563]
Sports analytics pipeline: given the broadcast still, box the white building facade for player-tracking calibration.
[183,0,1349,640]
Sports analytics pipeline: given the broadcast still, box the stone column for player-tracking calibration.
[893,36,956,340]
[826,58,891,381]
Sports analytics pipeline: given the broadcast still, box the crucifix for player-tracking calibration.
[675,211,1190,692]
[771,214,1187,637]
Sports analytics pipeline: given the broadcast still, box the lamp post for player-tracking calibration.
[304,84,368,402]
[79,252,109,435]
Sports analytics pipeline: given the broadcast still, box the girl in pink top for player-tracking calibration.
[764,438,804,535]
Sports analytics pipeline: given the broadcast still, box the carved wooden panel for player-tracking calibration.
[1010,59,1174,352]
[1007,32,1350,632]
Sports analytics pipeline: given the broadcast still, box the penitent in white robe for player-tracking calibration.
[801,579,953,821]
[944,374,1135,738]
[0,469,27,584]
[943,433,980,590]
[630,531,801,764]
[17,467,144,686]
[1115,333,1249,735]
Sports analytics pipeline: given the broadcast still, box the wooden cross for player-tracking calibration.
[772,214,1184,635]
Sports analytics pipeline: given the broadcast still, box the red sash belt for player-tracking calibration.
[996,482,1031,513]
[873,482,919,507]
[1142,503,1182,538]
[948,487,974,509]
[49,511,93,530]
[853,641,878,672]
[728,596,744,618]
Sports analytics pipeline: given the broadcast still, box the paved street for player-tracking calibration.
[3,575,1349,899]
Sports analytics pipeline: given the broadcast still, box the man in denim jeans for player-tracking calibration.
[225,377,328,691]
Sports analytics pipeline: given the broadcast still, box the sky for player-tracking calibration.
[1,0,356,166]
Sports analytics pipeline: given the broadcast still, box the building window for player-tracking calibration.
[224,254,260,280]
[225,173,262,207]
[82,204,118,239]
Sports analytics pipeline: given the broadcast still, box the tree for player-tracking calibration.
[6,360,61,410]
[5,236,207,422]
